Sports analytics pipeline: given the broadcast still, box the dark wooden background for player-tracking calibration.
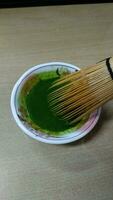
[0,0,113,8]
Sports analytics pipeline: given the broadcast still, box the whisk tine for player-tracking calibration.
[56,81,113,115]
[50,62,105,89]
[52,85,113,119]
[63,86,113,115]
[66,92,113,124]
[70,94,113,124]
[48,57,113,124]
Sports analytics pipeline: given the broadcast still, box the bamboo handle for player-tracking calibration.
[95,57,113,80]
[109,57,113,70]
[106,57,113,80]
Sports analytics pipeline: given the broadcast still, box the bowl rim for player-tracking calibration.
[10,62,101,144]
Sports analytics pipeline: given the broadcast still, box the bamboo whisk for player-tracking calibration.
[48,57,113,124]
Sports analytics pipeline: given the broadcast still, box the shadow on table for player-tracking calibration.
[28,105,113,172]
[66,106,111,147]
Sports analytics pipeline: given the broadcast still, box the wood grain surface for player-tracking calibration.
[0,3,113,200]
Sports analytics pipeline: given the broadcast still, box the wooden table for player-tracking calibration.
[0,3,113,200]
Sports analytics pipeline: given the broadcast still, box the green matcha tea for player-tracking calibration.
[18,70,88,136]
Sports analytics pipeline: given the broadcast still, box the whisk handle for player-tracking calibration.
[106,57,113,80]
[98,57,113,80]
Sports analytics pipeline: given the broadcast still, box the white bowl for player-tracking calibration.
[11,62,101,144]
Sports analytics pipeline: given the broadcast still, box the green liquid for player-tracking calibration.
[18,70,88,136]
